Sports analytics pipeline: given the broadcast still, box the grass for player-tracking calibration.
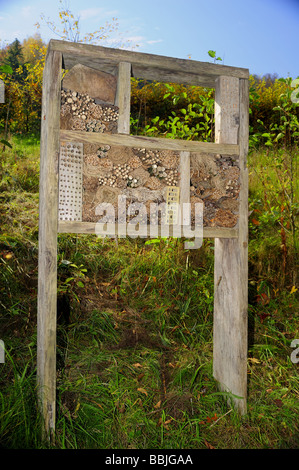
[0,135,298,449]
[248,146,298,286]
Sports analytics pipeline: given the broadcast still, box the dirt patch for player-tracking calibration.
[59,390,80,417]
[107,306,166,351]
[157,352,195,421]
[79,294,120,314]
[90,360,112,379]
[163,391,194,420]
[114,325,163,350]
[74,282,167,351]
[158,351,175,401]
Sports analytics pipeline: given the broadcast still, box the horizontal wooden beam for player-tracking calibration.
[60,130,239,155]
[57,221,238,239]
[49,39,249,87]
[132,67,217,88]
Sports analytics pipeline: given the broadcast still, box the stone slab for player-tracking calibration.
[62,64,117,104]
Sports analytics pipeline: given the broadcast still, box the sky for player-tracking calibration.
[0,0,298,78]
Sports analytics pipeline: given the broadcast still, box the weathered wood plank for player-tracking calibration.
[60,56,216,87]
[60,130,239,155]
[37,49,62,440]
[57,220,238,238]
[179,151,190,225]
[214,76,240,144]
[115,62,131,134]
[132,66,217,88]
[49,39,249,86]
[237,77,249,411]
[213,76,248,415]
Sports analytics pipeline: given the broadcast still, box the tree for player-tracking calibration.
[22,33,46,65]
[0,36,46,136]
[3,39,26,82]
[252,73,279,87]
[35,0,136,49]
[0,0,140,137]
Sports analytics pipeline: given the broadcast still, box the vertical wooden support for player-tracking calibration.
[115,61,131,240]
[37,49,62,439]
[213,76,249,414]
[179,151,190,225]
[115,61,131,134]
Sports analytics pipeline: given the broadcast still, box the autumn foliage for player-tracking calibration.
[0,36,298,147]
[0,36,46,135]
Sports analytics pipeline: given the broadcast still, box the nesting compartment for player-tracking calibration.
[58,65,240,228]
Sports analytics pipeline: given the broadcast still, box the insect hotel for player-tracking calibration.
[37,39,249,438]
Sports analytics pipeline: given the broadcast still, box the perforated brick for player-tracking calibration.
[165,186,180,225]
[58,142,83,221]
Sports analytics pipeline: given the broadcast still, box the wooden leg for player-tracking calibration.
[37,50,62,440]
[213,76,249,414]
[213,237,248,414]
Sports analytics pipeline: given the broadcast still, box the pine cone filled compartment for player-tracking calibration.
[82,146,181,225]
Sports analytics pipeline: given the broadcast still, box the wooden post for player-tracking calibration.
[37,49,62,439]
[213,76,249,414]
[115,61,131,134]
[179,151,190,225]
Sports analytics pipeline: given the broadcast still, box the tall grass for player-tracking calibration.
[248,147,298,286]
[0,351,43,449]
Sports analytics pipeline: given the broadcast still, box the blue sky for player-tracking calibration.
[0,0,298,78]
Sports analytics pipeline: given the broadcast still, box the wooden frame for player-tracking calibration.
[38,39,249,439]
[37,49,62,437]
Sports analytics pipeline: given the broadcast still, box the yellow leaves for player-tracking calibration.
[137,387,148,396]
[248,357,261,364]
[92,401,104,410]
[158,417,173,429]
[133,363,143,368]
[290,285,297,294]
[74,401,80,414]
[59,10,74,20]
[204,439,215,449]
[154,400,161,409]
[132,398,142,407]
[168,362,177,369]
[273,288,279,297]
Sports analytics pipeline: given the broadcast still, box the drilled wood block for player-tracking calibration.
[165,186,180,225]
[58,142,83,221]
